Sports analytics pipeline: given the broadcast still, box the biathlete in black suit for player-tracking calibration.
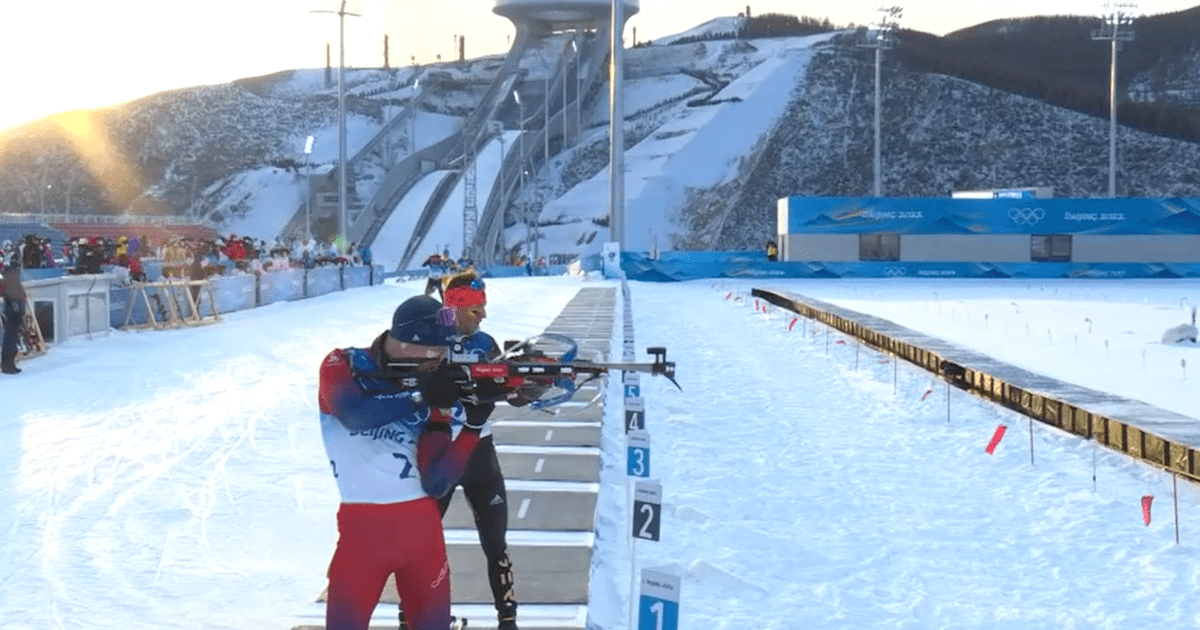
[438,273,521,630]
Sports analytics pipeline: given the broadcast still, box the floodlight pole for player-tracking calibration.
[304,135,315,242]
[609,0,626,251]
[515,91,528,257]
[564,36,572,145]
[312,1,361,250]
[859,6,901,198]
[411,78,420,153]
[1107,39,1118,197]
[574,36,583,147]
[873,45,882,197]
[497,130,507,263]
[1092,2,1136,198]
[544,68,550,179]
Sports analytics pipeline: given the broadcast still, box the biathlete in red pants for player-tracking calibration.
[318,295,482,630]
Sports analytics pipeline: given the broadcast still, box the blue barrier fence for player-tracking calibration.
[613,251,1200,282]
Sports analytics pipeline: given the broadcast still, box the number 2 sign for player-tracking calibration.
[632,480,662,542]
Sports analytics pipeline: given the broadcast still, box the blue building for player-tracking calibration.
[775,196,1200,279]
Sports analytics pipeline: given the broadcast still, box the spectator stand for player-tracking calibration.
[0,216,69,252]
[120,279,220,331]
[51,219,217,246]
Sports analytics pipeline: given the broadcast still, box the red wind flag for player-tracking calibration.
[920,389,933,401]
[1141,495,1154,526]
[985,424,1008,455]
[788,317,799,331]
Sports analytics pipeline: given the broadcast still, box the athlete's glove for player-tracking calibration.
[508,383,549,407]
[417,363,462,409]
[461,406,489,433]
[467,377,507,403]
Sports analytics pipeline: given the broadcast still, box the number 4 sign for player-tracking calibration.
[638,569,681,630]
[625,396,645,433]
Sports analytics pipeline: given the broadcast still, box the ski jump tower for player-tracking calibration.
[473,0,638,264]
[493,0,639,34]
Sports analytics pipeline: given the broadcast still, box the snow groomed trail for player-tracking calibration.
[602,280,1200,630]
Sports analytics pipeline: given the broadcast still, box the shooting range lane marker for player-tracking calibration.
[518,498,531,520]
[535,457,545,473]
[544,429,554,441]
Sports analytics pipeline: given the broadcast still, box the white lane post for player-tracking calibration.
[621,280,640,627]
[946,380,951,423]
[627,475,637,630]
[626,422,652,629]
[855,341,860,370]
[893,355,898,394]
[1028,416,1036,465]
[1173,472,1181,545]
[630,480,663,630]
[1090,418,1098,492]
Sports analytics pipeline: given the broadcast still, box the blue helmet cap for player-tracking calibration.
[390,295,457,345]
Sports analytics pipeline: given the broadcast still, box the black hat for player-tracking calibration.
[390,295,457,345]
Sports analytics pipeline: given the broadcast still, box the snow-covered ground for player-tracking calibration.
[3,275,1200,629]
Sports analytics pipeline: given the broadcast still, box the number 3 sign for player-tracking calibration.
[626,430,650,478]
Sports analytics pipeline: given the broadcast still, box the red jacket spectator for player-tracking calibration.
[223,236,247,261]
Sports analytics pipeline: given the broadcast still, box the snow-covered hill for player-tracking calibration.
[5,19,1200,261]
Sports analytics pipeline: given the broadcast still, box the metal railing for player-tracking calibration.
[0,213,203,226]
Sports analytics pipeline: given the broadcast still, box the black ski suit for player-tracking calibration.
[438,330,517,621]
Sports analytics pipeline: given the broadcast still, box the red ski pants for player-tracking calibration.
[326,498,452,630]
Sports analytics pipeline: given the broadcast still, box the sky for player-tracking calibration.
[3,0,1198,133]
[2,274,1200,630]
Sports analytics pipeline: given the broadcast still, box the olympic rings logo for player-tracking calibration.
[1008,207,1046,225]
[884,267,907,277]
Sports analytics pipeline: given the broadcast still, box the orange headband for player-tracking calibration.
[444,285,486,308]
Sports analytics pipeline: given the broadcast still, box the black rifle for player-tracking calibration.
[381,334,680,409]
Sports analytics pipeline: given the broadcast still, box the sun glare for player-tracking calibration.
[50,110,145,208]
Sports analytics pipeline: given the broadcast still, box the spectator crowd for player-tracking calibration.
[1,232,376,286]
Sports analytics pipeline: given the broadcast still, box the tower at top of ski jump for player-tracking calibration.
[493,0,639,31]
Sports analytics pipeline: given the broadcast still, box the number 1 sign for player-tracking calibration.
[638,569,681,630]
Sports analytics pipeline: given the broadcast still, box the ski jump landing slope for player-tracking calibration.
[372,133,517,271]
[537,34,835,256]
